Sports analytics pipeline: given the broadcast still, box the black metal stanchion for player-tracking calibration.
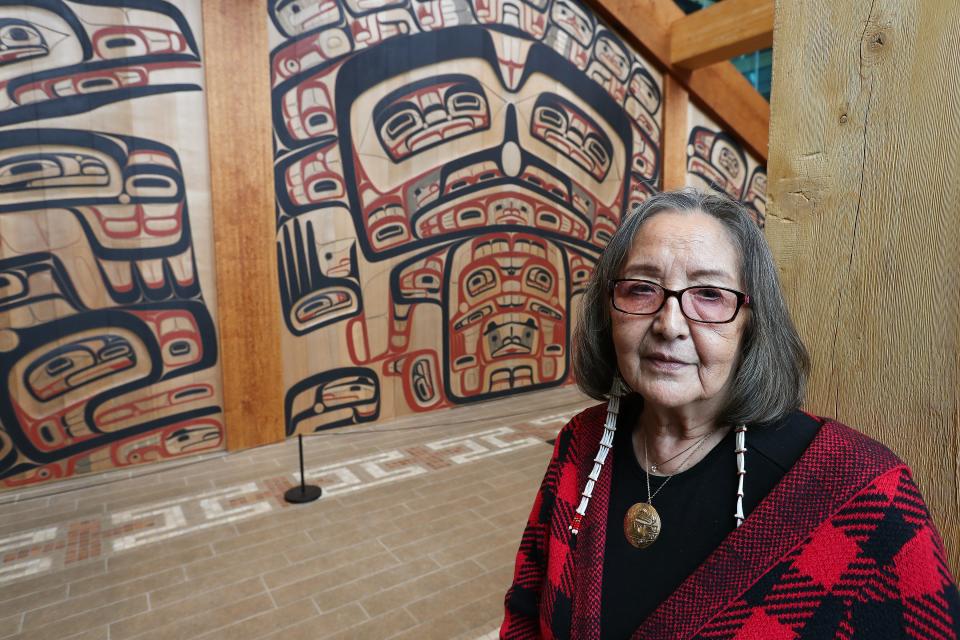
[284,434,322,503]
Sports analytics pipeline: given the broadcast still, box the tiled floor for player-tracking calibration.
[0,386,593,640]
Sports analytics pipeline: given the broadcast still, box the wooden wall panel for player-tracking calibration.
[267,0,664,435]
[0,1,225,490]
[204,1,285,450]
[766,0,960,573]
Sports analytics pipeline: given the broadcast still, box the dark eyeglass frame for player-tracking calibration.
[608,278,751,324]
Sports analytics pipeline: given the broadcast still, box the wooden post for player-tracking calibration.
[202,2,285,450]
[766,0,960,573]
[661,76,690,191]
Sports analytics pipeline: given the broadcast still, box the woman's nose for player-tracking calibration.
[652,296,689,340]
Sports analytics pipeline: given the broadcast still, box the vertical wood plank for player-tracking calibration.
[202,2,285,450]
[766,0,960,573]
[661,76,690,191]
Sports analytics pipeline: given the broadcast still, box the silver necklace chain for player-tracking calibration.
[647,434,709,473]
[642,429,713,504]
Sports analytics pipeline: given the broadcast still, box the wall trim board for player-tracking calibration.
[203,1,285,451]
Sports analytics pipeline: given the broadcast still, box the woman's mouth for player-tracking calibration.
[643,354,691,371]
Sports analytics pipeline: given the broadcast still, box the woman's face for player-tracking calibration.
[611,210,749,416]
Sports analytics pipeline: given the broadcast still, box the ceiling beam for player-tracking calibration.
[671,0,774,70]
[584,0,770,161]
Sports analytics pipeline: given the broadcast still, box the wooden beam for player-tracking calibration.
[670,0,774,70]
[586,0,675,64]
[202,2,286,451]
[661,75,690,191]
[584,0,770,161]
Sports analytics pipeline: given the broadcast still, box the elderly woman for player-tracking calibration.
[500,190,959,639]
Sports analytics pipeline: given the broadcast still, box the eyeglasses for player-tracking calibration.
[609,279,750,324]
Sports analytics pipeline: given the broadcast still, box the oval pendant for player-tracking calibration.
[624,502,661,549]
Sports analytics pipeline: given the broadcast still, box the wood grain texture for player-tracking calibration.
[766,0,960,574]
[203,2,285,451]
[584,0,770,161]
[662,75,689,190]
[670,0,774,69]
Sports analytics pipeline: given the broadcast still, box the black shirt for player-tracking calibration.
[600,397,821,639]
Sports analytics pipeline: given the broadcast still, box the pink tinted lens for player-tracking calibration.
[614,281,662,313]
[683,287,738,321]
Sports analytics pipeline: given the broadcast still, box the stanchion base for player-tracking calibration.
[284,485,323,504]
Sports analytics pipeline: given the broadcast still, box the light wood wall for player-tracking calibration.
[0,1,226,490]
[766,0,960,573]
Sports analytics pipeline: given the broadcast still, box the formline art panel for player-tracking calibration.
[268,0,665,434]
[0,0,224,489]
[0,0,770,488]
[686,103,767,227]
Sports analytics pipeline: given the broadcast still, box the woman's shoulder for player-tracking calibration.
[554,401,609,435]
[810,414,906,470]
[748,410,822,472]
[751,410,907,484]
[551,401,613,452]
[568,401,610,425]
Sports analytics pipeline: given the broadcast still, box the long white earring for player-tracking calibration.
[569,374,628,535]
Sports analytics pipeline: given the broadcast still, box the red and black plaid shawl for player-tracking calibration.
[501,403,960,639]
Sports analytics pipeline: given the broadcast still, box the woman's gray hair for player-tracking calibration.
[572,188,810,426]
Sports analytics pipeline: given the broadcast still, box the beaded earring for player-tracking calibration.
[569,374,629,535]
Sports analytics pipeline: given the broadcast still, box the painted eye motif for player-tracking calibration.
[374,76,490,162]
[531,94,614,182]
[465,267,497,298]
[273,0,342,38]
[525,267,554,293]
[283,57,300,75]
[1,23,42,46]
[0,20,47,66]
